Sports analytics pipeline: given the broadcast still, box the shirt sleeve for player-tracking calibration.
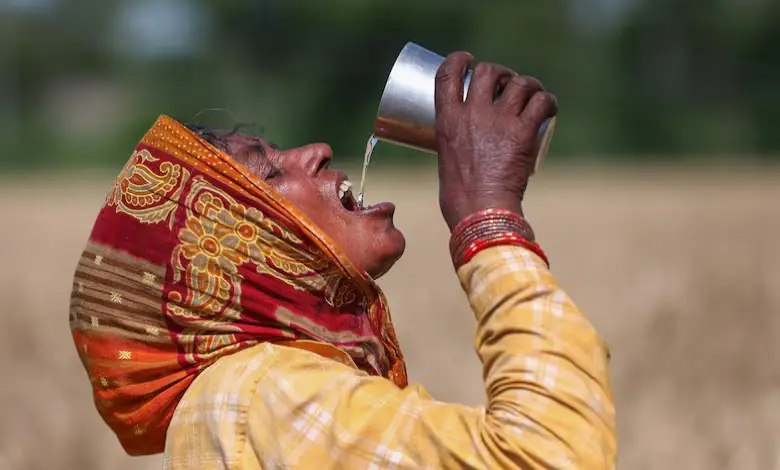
[245,245,617,470]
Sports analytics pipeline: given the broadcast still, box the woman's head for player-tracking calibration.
[187,124,405,279]
[70,116,408,455]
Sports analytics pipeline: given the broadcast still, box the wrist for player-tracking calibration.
[449,208,548,269]
[443,196,525,233]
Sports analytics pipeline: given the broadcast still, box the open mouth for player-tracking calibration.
[338,179,361,211]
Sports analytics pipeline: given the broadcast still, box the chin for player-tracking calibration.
[366,229,406,280]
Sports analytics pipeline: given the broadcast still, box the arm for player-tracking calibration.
[242,54,616,469]
[453,245,616,468]
[245,245,616,469]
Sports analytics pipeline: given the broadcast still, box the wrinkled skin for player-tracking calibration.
[434,52,558,231]
[216,133,405,279]
[212,52,556,278]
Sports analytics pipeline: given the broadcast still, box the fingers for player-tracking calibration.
[497,75,544,114]
[435,52,473,113]
[467,62,515,104]
[521,92,558,129]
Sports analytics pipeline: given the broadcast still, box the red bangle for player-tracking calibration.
[461,235,549,267]
[449,209,549,268]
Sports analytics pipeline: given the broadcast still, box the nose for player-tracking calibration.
[297,143,333,176]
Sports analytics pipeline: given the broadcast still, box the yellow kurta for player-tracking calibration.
[163,246,617,469]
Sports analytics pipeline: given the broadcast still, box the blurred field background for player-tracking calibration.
[1,1,780,469]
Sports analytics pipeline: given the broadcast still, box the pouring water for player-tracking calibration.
[356,134,378,209]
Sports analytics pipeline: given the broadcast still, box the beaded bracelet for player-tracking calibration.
[449,208,549,269]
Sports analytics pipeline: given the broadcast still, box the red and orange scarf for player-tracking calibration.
[69,115,407,456]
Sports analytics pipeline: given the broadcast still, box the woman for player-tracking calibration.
[70,53,616,469]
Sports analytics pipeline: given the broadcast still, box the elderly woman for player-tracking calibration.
[70,53,616,469]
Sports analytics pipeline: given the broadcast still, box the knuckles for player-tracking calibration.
[532,92,559,116]
[473,62,493,76]
[511,75,543,93]
[435,51,472,83]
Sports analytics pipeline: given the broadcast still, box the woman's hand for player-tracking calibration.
[434,52,558,231]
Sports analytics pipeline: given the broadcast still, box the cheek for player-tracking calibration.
[266,179,305,207]
[263,177,362,259]
[266,179,334,224]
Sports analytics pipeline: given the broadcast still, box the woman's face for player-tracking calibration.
[218,132,406,279]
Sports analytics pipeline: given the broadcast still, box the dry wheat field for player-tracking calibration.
[1,166,778,470]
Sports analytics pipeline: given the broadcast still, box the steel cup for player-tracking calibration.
[374,42,556,173]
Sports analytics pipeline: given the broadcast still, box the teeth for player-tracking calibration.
[338,180,352,201]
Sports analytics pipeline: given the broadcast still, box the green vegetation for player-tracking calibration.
[1,0,778,172]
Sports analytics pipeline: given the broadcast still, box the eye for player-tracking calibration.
[265,165,284,180]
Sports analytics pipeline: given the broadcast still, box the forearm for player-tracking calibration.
[237,222,616,469]
[457,244,616,469]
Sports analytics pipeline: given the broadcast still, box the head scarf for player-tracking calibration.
[69,115,407,456]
